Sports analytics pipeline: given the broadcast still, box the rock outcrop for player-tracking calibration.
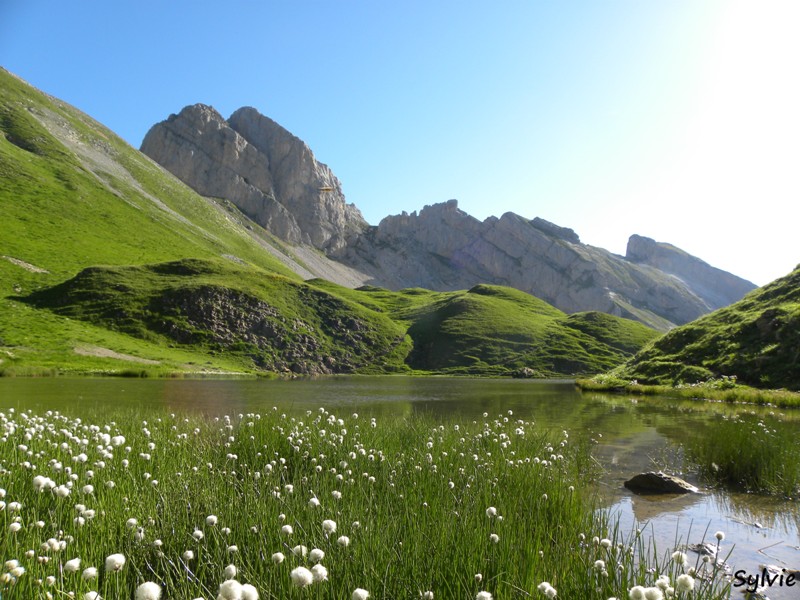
[141,106,756,330]
[141,105,367,252]
[335,200,754,330]
[624,472,700,495]
[626,234,756,312]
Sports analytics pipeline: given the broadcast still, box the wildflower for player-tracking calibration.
[218,580,244,599]
[594,560,605,570]
[193,529,204,541]
[353,588,370,600]
[476,592,493,600]
[104,553,125,572]
[309,548,325,563]
[308,497,321,508]
[182,550,195,561]
[489,533,499,544]
[9,522,22,533]
[281,524,293,536]
[311,563,328,582]
[224,564,237,579]
[643,588,663,600]
[671,551,687,565]
[82,567,98,580]
[422,592,434,600]
[676,574,694,593]
[206,515,218,526]
[600,538,612,548]
[83,593,102,600]
[135,581,162,600]
[228,545,239,554]
[292,545,308,557]
[475,573,483,583]
[291,566,314,587]
[65,557,81,573]
[714,531,725,541]
[271,552,285,564]
[628,587,646,600]
[486,507,497,518]
[337,535,350,547]
[241,583,259,600]
[322,519,337,534]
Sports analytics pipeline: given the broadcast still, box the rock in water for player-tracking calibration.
[624,472,700,494]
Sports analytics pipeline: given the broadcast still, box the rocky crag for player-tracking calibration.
[142,106,756,331]
[141,105,367,252]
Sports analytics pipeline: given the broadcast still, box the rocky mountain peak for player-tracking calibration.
[141,106,367,252]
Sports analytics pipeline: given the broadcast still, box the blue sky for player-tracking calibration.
[2,0,798,285]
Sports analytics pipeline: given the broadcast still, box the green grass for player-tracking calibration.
[0,405,732,599]
[609,265,800,390]
[681,412,800,497]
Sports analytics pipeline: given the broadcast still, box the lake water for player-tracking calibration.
[1,376,798,598]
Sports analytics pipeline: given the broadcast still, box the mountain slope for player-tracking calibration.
[0,68,658,376]
[611,265,800,390]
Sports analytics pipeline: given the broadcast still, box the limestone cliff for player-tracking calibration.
[141,106,756,330]
[141,105,367,251]
[334,201,756,330]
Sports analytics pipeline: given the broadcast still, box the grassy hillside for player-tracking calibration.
[1,68,659,377]
[309,281,660,376]
[609,265,800,390]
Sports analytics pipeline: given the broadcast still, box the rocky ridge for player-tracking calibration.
[141,104,367,252]
[142,105,756,330]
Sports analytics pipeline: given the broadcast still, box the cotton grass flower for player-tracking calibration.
[714,531,725,541]
[291,566,314,587]
[309,548,325,563]
[64,557,81,573]
[224,564,237,579]
[281,524,293,536]
[218,579,243,599]
[322,519,337,534]
[135,581,162,600]
[671,551,688,565]
[82,567,98,580]
[475,592,493,600]
[241,583,259,600]
[271,552,285,564]
[83,593,102,600]
[352,588,370,600]
[311,563,328,582]
[337,535,350,547]
[676,574,694,593]
[104,553,125,572]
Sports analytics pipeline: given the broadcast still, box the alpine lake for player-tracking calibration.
[1,376,798,599]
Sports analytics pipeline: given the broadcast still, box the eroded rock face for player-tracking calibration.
[335,200,750,330]
[141,105,367,251]
[626,234,756,311]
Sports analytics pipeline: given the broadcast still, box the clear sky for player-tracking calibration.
[2,0,798,285]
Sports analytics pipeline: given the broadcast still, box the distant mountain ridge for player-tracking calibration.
[141,107,756,330]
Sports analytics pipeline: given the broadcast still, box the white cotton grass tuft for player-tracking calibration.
[104,553,125,572]
[475,592,493,600]
[224,563,237,580]
[291,566,314,587]
[309,548,325,563]
[715,531,725,541]
[241,583,259,600]
[135,581,162,600]
[83,593,102,600]
[671,550,688,565]
[311,563,328,582]
[352,588,370,600]
[676,574,695,592]
[82,567,98,580]
[292,545,308,557]
[322,519,337,534]
[337,535,350,548]
[218,579,243,599]
[271,552,285,564]
[486,506,497,518]
[64,557,81,573]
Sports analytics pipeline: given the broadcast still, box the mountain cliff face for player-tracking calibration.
[141,104,367,252]
[335,200,755,330]
[142,105,756,331]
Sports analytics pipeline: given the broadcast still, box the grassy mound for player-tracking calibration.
[610,265,800,390]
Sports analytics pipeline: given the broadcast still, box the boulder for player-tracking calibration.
[624,472,700,495]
